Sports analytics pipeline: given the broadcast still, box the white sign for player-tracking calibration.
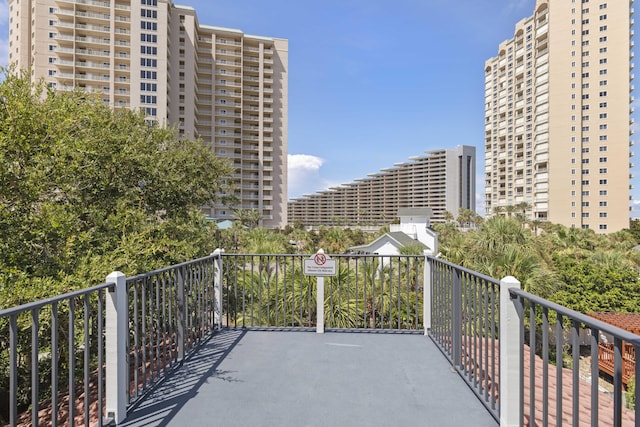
[304,250,337,276]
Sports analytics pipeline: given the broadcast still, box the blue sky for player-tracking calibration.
[1,0,639,216]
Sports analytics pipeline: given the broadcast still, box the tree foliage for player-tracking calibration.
[434,215,640,314]
[0,69,233,304]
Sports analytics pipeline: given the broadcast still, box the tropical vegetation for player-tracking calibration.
[434,214,640,315]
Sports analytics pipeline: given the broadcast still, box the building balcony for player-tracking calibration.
[215,39,242,46]
[215,49,241,57]
[216,60,242,67]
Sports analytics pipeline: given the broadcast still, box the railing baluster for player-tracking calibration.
[518,295,525,426]
[161,273,167,373]
[31,308,39,427]
[529,302,536,427]
[97,290,104,427]
[84,293,90,427]
[396,257,401,329]
[355,257,360,328]
[141,277,148,390]
[154,275,160,378]
[452,267,462,367]
[52,302,59,427]
[590,326,599,427]
[542,307,549,427]
[68,298,75,427]
[9,314,17,427]
[572,320,580,427]
[133,280,139,399]
[556,315,564,427]
[251,256,256,327]
[236,255,241,328]
[613,336,623,427]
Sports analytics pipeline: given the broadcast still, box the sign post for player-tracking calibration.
[303,249,337,333]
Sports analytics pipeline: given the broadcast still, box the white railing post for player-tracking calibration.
[176,265,186,361]
[105,271,127,424]
[500,275,522,427]
[213,248,224,329]
[316,275,325,334]
[423,250,431,335]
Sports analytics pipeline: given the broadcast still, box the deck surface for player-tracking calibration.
[121,329,498,427]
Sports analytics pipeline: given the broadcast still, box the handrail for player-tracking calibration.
[510,287,640,345]
[0,282,113,317]
[126,252,220,282]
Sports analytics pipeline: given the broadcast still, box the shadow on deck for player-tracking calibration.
[120,329,498,427]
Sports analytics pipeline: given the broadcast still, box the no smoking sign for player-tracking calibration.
[304,250,336,276]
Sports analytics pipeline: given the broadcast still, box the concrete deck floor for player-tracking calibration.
[120,329,498,427]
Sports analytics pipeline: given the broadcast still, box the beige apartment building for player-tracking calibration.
[7,0,288,228]
[484,0,634,232]
[288,145,475,228]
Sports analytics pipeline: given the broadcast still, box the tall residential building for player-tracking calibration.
[484,0,634,233]
[7,0,288,228]
[288,145,475,228]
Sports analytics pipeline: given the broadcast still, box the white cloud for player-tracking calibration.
[287,154,335,199]
[288,153,324,172]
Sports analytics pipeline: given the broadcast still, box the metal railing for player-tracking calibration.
[427,256,501,421]
[0,283,113,427]
[510,288,640,426]
[123,253,221,408]
[3,250,640,426]
[427,255,640,427]
[220,253,425,332]
[0,252,223,426]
